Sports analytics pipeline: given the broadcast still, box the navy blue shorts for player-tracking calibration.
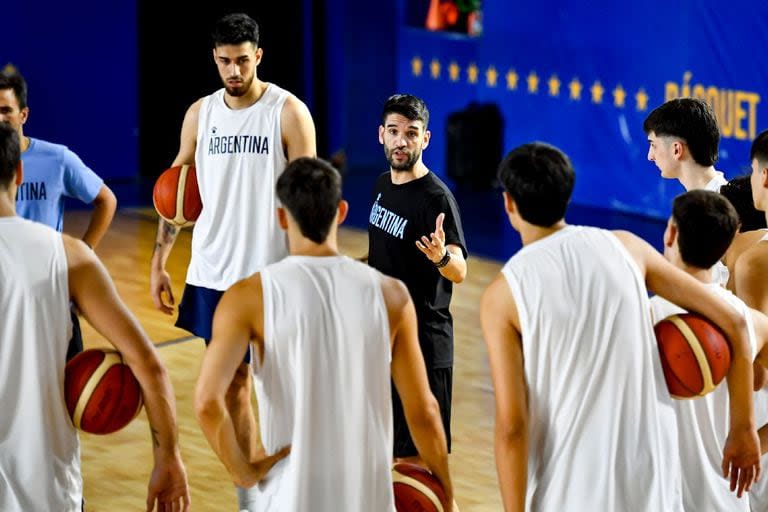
[176,283,251,364]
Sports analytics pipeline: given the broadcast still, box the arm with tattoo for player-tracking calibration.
[150,219,181,315]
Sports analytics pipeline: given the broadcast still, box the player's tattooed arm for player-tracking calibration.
[153,220,180,257]
[151,426,161,448]
[150,219,180,314]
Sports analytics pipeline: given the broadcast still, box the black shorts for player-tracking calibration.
[176,283,251,364]
[66,307,83,362]
[392,367,452,458]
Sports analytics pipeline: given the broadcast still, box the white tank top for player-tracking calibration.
[704,171,727,192]
[250,255,395,512]
[0,217,80,511]
[187,84,290,290]
[501,225,682,512]
[650,286,756,512]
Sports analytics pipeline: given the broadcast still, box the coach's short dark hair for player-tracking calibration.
[382,94,429,128]
[643,98,720,167]
[672,190,738,268]
[497,142,574,227]
[212,13,259,47]
[276,157,342,243]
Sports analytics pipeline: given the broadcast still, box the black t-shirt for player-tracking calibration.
[368,171,467,369]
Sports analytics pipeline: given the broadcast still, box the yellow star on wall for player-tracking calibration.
[548,75,561,97]
[430,59,441,79]
[486,66,498,87]
[506,69,519,90]
[467,63,479,84]
[613,84,626,108]
[636,88,649,111]
[568,78,582,100]
[590,81,605,103]
[527,72,539,93]
[448,62,460,82]
[411,57,423,77]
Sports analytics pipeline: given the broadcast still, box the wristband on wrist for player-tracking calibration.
[434,249,451,268]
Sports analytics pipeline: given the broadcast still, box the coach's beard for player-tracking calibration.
[386,148,421,172]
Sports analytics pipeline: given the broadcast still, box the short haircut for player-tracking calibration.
[276,157,342,244]
[750,129,768,166]
[643,98,720,167]
[671,190,738,268]
[382,94,429,128]
[0,122,21,188]
[720,175,767,232]
[496,142,574,227]
[212,13,259,48]
[0,70,28,110]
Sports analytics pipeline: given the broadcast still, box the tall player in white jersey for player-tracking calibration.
[0,125,190,510]
[148,13,316,505]
[194,157,455,511]
[480,142,761,512]
[649,189,768,511]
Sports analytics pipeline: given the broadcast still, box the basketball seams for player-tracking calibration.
[174,165,189,226]
[72,352,123,428]
[392,469,444,512]
[153,165,200,227]
[667,315,716,395]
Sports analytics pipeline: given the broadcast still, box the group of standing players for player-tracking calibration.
[3,10,768,512]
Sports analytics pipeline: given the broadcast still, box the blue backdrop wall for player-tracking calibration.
[0,1,138,180]
[391,1,768,220]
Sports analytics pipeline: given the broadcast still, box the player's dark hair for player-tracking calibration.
[720,175,767,232]
[643,98,719,167]
[382,94,429,129]
[277,157,342,243]
[672,190,738,268]
[212,13,260,47]
[0,122,21,188]
[750,129,768,166]
[497,142,574,227]
[0,70,28,110]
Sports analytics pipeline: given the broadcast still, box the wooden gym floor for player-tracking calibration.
[64,208,503,511]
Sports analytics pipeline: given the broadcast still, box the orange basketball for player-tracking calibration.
[64,348,143,435]
[392,462,447,512]
[655,312,731,398]
[152,164,202,227]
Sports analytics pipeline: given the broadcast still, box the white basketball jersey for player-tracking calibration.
[0,217,80,511]
[751,388,768,512]
[650,285,756,512]
[187,84,290,290]
[501,225,682,512]
[705,171,728,192]
[249,255,395,512]
[712,261,730,287]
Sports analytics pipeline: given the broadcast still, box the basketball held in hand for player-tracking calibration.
[64,348,143,435]
[153,164,202,227]
[393,462,447,512]
[655,312,731,399]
